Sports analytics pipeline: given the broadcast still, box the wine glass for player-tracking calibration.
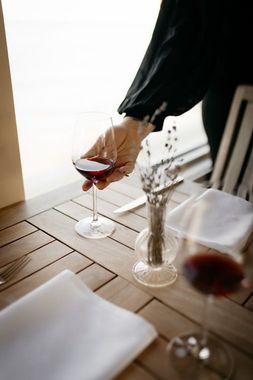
[166,194,251,379]
[72,111,117,239]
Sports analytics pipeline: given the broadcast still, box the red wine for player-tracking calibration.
[74,157,114,182]
[183,252,245,296]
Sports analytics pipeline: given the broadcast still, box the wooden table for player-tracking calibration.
[0,176,253,379]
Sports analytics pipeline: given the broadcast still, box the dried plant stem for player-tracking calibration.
[147,203,165,266]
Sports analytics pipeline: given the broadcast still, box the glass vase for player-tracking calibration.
[132,199,178,287]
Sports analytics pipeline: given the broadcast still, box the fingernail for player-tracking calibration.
[119,166,127,174]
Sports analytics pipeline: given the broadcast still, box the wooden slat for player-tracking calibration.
[138,336,253,380]
[0,230,54,267]
[109,180,144,200]
[100,177,194,220]
[98,187,148,218]
[98,187,137,207]
[78,263,116,291]
[28,208,253,357]
[0,221,37,246]
[116,363,156,380]
[55,201,138,249]
[147,276,253,357]
[137,337,183,380]
[139,299,197,339]
[99,186,180,218]
[0,251,92,309]
[28,209,136,276]
[245,294,253,311]
[228,285,253,306]
[0,240,73,291]
[110,176,194,206]
[119,169,204,199]
[230,347,253,380]
[0,180,83,230]
[1,176,253,378]
[228,244,253,305]
[138,301,253,380]
[97,277,152,313]
[72,172,193,224]
[73,193,147,232]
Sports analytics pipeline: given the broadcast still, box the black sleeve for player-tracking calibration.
[117,0,221,130]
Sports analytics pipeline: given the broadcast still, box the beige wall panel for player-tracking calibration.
[0,1,25,208]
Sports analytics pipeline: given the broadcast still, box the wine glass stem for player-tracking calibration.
[201,294,213,347]
[92,184,98,222]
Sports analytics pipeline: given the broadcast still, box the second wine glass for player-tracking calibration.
[72,112,117,239]
[166,194,251,379]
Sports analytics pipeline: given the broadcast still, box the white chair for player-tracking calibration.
[210,85,253,201]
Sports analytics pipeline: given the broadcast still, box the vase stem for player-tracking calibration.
[147,202,166,266]
[132,198,178,287]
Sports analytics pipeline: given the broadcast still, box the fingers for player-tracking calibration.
[95,170,126,190]
[98,163,135,188]
[82,180,93,191]
[82,163,134,191]
[82,171,126,191]
[118,162,135,176]
[95,181,112,190]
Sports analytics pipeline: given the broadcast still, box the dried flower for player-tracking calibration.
[137,104,180,207]
[136,104,181,266]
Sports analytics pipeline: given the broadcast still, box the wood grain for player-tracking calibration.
[97,276,153,312]
[73,193,147,232]
[0,230,54,267]
[116,362,156,380]
[139,299,197,340]
[245,294,253,311]
[55,201,138,249]
[0,240,72,291]
[137,337,183,380]
[28,209,136,279]
[28,208,253,357]
[0,177,252,379]
[0,180,83,230]
[0,251,92,309]
[0,221,37,246]
[78,263,116,291]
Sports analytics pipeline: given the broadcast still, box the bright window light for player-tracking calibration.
[2,0,206,199]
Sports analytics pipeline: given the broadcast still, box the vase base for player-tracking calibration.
[132,261,177,287]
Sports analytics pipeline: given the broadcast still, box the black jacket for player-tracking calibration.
[118,0,253,130]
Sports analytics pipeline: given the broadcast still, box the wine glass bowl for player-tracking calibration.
[74,157,114,183]
[72,112,117,239]
[182,248,245,297]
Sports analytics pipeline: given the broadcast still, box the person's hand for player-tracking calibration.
[82,116,154,191]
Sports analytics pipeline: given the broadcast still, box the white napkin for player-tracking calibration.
[167,189,253,254]
[0,270,157,380]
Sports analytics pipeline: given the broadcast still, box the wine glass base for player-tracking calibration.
[167,333,234,379]
[132,261,177,288]
[75,217,115,239]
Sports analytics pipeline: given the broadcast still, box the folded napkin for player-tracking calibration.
[0,270,157,380]
[167,189,253,254]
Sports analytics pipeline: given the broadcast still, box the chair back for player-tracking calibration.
[210,85,253,201]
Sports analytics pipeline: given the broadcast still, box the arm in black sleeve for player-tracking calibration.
[118,0,221,130]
